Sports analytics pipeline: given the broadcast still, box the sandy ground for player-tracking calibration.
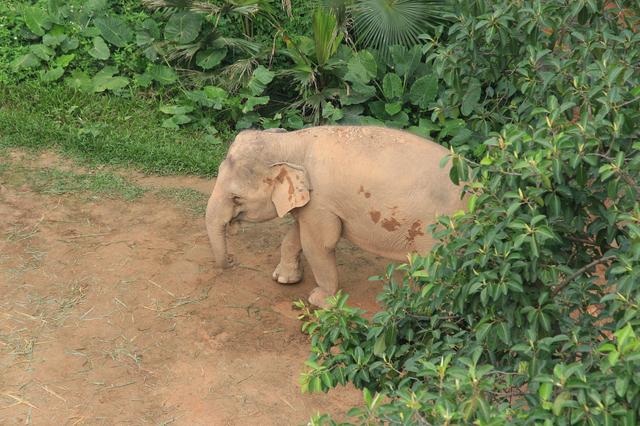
[0,151,389,425]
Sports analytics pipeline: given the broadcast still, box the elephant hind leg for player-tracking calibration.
[298,209,342,308]
[273,220,303,284]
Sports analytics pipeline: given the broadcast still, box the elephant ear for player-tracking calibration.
[270,163,310,217]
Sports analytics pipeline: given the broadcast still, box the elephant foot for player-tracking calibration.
[272,259,303,284]
[308,287,333,309]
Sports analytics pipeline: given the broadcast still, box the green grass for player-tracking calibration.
[0,161,146,201]
[0,155,214,215]
[0,82,229,176]
[155,187,208,216]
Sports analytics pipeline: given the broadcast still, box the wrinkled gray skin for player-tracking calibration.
[205,126,466,307]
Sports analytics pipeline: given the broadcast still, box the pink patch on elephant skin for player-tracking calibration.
[381,217,401,232]
[357,185,372,198]
[275,167,295,201]
[369,210,381,224]
[406,220,425,243]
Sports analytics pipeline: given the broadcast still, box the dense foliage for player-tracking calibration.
[2,0,640,424]
[296,1,640,425]
[1,0,456,134]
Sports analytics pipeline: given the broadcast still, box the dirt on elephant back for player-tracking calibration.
[0,150,389,425]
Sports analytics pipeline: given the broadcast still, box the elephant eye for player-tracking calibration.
[231,195,242,206]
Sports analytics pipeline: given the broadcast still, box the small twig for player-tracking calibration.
[148,279,175,297]
[552,255,617,297]
[2,393,38,410]
[71,417,86,426]
[108,381,136,389]
[279,396,296,411]
[236,375,253,385]
[236,263,265,273]
[79,306,95,320]
[40,384,67,402]
[63,232,111,240]
[618,95,640,108]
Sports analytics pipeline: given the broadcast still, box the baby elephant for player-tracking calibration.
[205,125,466,307]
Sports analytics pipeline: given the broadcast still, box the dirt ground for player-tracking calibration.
[0,151,389,425]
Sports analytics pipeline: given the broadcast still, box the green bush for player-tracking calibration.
[298,1,640,424]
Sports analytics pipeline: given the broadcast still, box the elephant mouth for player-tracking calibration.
[230,211,245,224]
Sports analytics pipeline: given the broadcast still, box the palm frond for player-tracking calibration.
[215,37,262,55]
[216,58,259,91]
[165,42,203,61]
[312,9,344,66]
[350,0,451,52]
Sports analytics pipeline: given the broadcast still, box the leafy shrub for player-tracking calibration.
[298,1,640,424]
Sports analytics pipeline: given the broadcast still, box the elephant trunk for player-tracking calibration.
[205,183,235,269]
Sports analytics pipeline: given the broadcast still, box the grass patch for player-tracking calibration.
[0,82,229,176]
[155,187,208,216]
[0,161,146,201]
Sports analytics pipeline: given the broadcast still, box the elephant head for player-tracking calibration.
[205,129,311,268]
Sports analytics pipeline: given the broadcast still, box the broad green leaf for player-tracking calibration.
[196,48,227,70]
[408,118,440,138]
[345,50,377,84]
[11,54,41,71]
[497,322,511,344]
[236,112,259,129]
[242,96,270,113]
[614,323,635,347]
[382,73,403,100]
[55,54,75,68]
[322,103,344,122]
[203,86,229,109]
[134,73,154,88]
[164,11,202,44]
[88,37,110,60]
[552,391,570,416]
[247,66,275,96]
[92,67,129,92]
[384,102,403,116]
[136,31,154,47]
[160,105,194,115]
[40,67,64,82]
[373,334,386,357]
[84,0,108,12]
[285,113,304,129]
[409,75,438,109]
[61,37,80,52]
[461,78,482,116]
[161,114,192,129]
[94,16,133,47]
[615,376,629,397]
[467,194,478,212]
[147,64,177,85]
[43,34,67,47]
[341,82,376,105]
[137,18,161,44]
[65,70,93,92]
[539,382,552,401]
[389,44,422,79]
[23,6,51,36]
[30,44,55,61]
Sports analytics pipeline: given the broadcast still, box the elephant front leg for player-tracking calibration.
[272,220,303,284]
[298,210,342,308]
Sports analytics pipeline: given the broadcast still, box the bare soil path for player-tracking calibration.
[0,150,388,425]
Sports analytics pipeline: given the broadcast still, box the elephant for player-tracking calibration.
[205,125,466,308]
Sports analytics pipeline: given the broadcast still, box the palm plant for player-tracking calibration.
[280,8,346,122]
[323,0,451,53]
